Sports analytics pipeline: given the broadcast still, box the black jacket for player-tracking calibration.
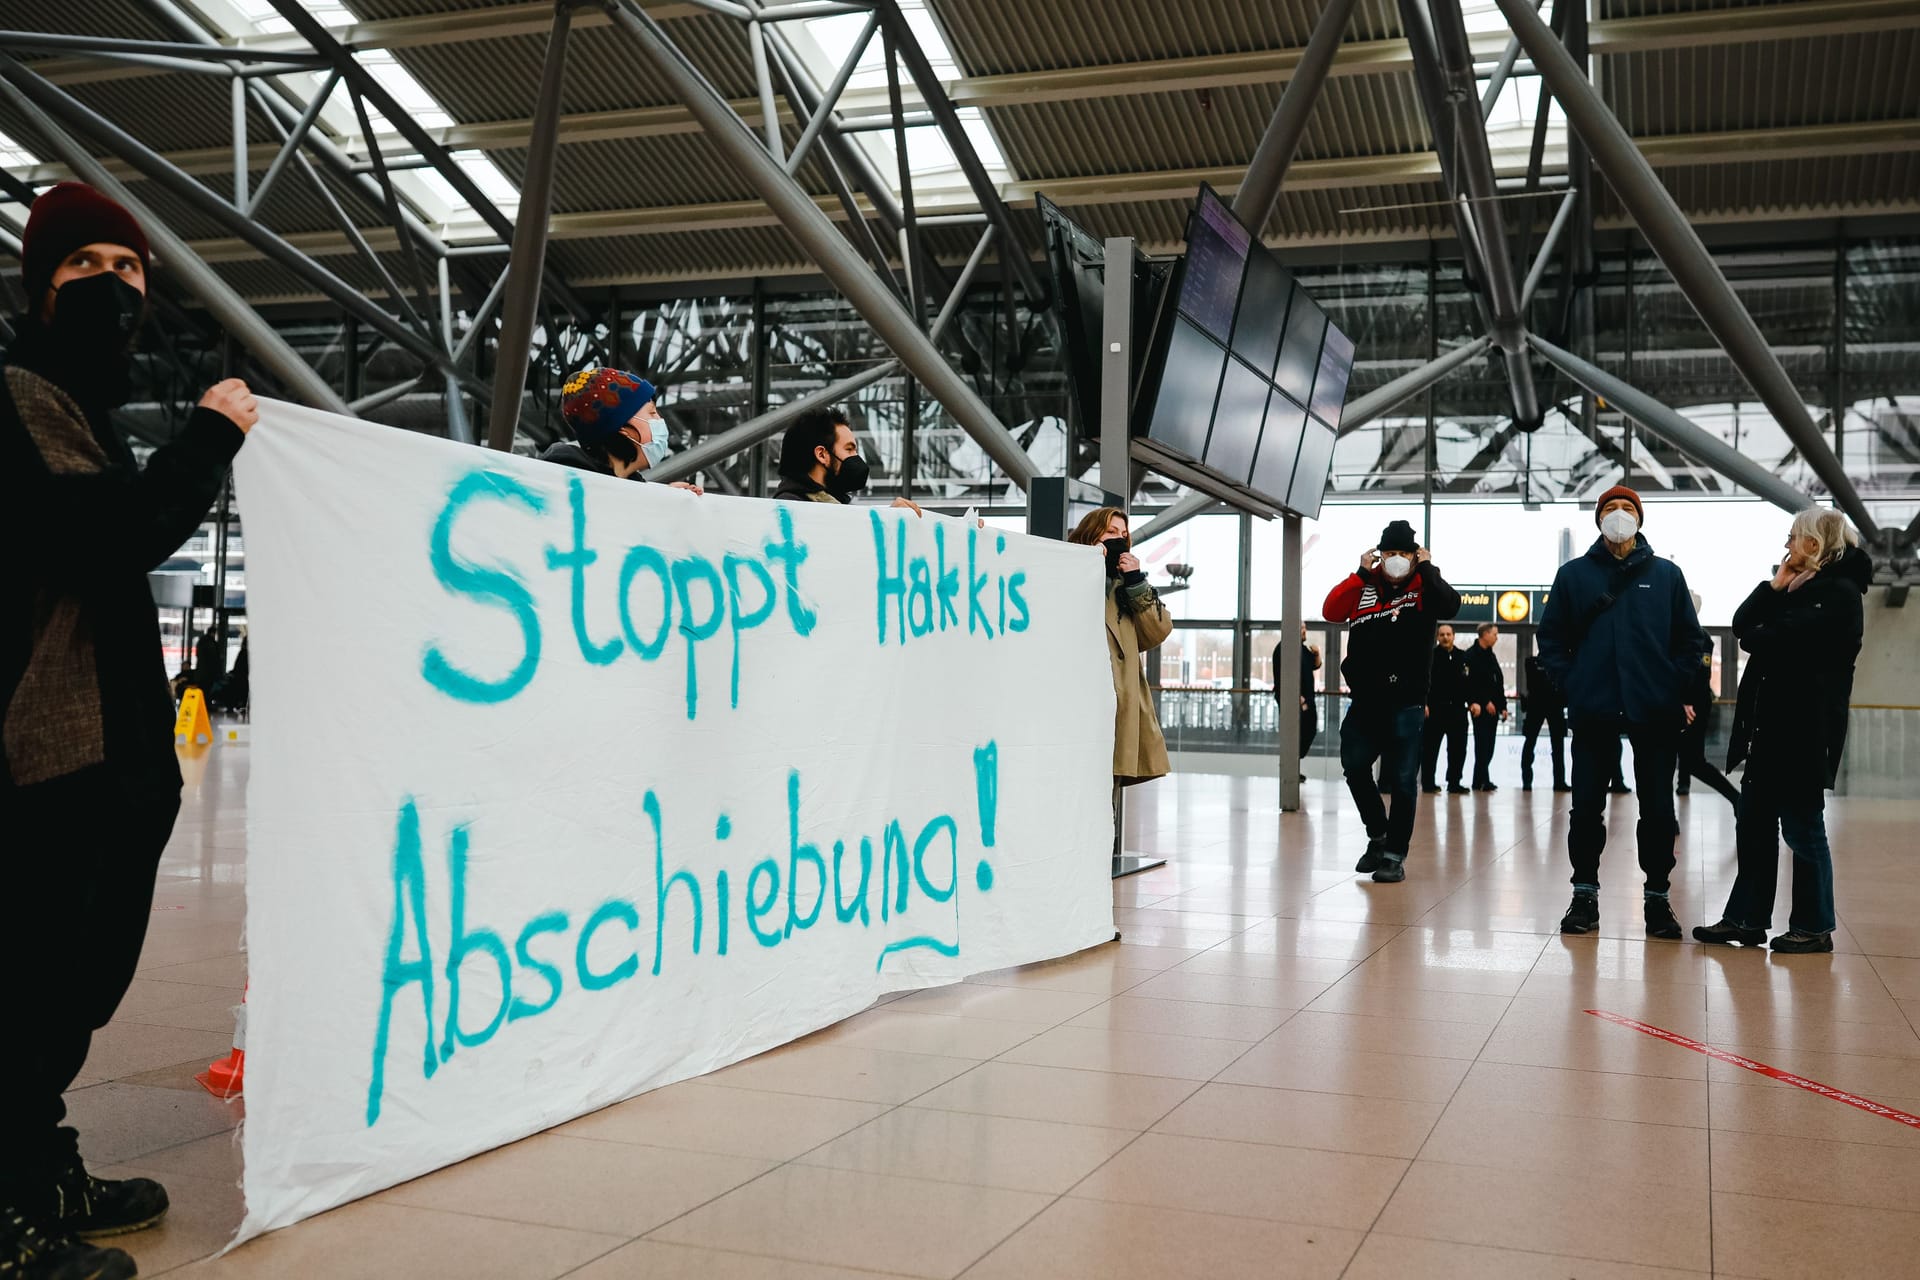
[1522,653,1565,722]
[1463,642,1506,713]
[1272,642,1320,714]
[3,327,242,790]
[1323,561,1462,710]
[1536,534,1709,724]
[1726,546,1871,798]
[539,440,641,478]
[773,475,844,503]
[1426,644,1468,715]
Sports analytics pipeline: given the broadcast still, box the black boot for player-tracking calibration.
[1644,897,1683,941]
[1371,855,1406,884]
[1560,891,1600,934]
[1355,837,1386,874]
[1693,920,1767,947]
[1,1206,135,1280]
[50,1156,168,1240]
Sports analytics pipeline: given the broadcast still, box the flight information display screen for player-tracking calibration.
[1175,187,1252,342]
[1143,316,1228,462]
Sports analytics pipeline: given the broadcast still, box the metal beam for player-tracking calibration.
[1522,188,1578,308]
[600,0,1037,489]
[784,12,878,176]
[1338,335,1494,434]
[487,2,573,452]
[646,359,900,485]
[0,80,352,415]
[0,29,324,66]
[1233,0,1357,232]
[1496,0,1879,538]
[1130,491,1219,544]
[1530,335,1813,515]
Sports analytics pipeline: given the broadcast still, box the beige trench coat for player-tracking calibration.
[1105,581,1173,785]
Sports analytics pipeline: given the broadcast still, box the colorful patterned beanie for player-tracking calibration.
[560,367,657,444]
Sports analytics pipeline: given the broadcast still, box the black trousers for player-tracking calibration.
[1471,710,1500,788]
[1421,709,1466,788]
[1677,721,1739,805]
[0,767,179,1212]
[1568,715,1679,893]
[1520,705,1567,788]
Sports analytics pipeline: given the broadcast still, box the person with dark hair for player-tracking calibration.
[541,367,703,493]
[1536,485,1709,939]
[1675,652,1737,806]
[1465,623,1507,791]
[1322,519,1461,883]
[1421,623,1469,795]
[1275,624,1322,782]
[1068,507,1171,874]
[1697,510,1871,954]
[1519,652,1570,792]
[2,182,260,1280]
[773,407,920,513]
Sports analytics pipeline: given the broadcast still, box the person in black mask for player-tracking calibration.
[773,407,921,513]
[2,183,258,1280]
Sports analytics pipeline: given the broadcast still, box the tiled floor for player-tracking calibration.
[79,745,1920,1278]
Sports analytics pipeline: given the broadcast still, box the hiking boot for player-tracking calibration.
[1475,782,1500,793]
[1609,783,1633,795]
[1693,920,1767,947]
[1447,783,1470,795]
[1371,857,1406,884]
[1422,783,1441,795]
[1,1206,135,1280]
[1644,898,1683,941]
[1553,782,1572,793]
[1770,931,1834,955]
[50,1160,167,1240]
[1560,891,1600,934]
[1354,839,1386,874]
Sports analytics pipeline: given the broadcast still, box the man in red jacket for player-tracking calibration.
[1323,520,1462,882]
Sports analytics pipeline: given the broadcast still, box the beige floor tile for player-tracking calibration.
[1152,1080,1440,1158]
[121,1131,244,1186]
[909,1061,1198,1130]
[1068,1131,1404,1230]
[1705,982,1908,1025]
[1263,1009,1494,1061]
[1870,955,1920,999]
[378,1132,773,1236]
[555,1082,886,1160]
[1375,1161,1711,1271]
[165,1201,620,1280]
[1119,969,1331,1010]
[1478,1016,1709,1080]
[963,964,1161,996]
[110,980,239,1022]
[1450,1061,1709,1128]
[1709,1077,1920,1149]
[1335,957,1532,997]
[1169,950,1359,983]
[1711,1191,1920,1279]
[569,1240,915,1279]
[1704,1011,1920,1059]
[1217,1039,1472,1103]
[1703,950,1892,995]
[1343,1233,1711,1280]
[116,992,252,1037]
[1420,1103,1709,1188]
[995,1024,1249,1081]
[1710,1128,1920,1211]
[1515,972,1710,1020]
[1220,919,1405,960]
[1703,1044,1920,1097]
[90,1167,241,1277]
[1530,938,1709,986]
[134,953,248,989]
[886,982,1106,1024]
[1066,995,1291,1042]
[797,1106,1134,1193]
[78,1023,236,1083]
[701,1042,976,1104]
[1305,981,1514,1025]
[804,1008,1040,1059]
[962,1197,1363,1280]
[63,1082,240,1167]
[648,1164,1049,1279]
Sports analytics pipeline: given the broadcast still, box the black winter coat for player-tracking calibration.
[1726,546,1871,800]
[1426,644,1468,715]
[1463,642,1506,713]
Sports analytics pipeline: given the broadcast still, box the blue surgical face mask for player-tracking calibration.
[639,415,672,469]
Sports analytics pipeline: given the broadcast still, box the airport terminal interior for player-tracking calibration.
[4,0,1920,1277]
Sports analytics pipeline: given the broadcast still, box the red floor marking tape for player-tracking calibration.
[1587,1009,1920,1129]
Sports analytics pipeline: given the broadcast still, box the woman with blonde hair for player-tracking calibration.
[1067,507,1172,861]
[1695,508,1871,953]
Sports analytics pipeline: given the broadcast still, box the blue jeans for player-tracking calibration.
[1341,703,1425,860]
[1723,781,1837,934]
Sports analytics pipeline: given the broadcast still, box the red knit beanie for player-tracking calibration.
[20,182,151,309]
[1594,484,1644,527]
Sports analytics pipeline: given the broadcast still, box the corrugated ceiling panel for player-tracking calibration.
[487,125,835,213]
[1602,153,1920,219]
[1605,33,1919,135]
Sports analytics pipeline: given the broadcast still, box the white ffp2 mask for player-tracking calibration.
[1600,510,1639,543]
[1381,554,1412,580]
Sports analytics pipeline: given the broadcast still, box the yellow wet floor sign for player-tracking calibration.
[175,687,212,746]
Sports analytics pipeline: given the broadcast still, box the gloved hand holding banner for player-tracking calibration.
[231,403,1116,1240]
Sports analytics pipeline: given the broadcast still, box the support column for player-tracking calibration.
[1100,237,1137,501]
[1279,513,1303,812]
[1232,0,1356,230]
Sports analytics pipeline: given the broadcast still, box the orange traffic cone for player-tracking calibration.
[196,988,246,1099]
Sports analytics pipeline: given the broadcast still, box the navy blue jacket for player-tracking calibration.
[1535,535,1709,725]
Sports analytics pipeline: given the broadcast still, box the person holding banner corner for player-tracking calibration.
[1,182,258,1280]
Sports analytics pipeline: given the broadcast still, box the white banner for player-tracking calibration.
[231,403,1115,1239]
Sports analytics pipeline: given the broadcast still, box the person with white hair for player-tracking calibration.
[1695,509,1872,954]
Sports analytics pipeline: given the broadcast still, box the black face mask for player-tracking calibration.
[829,453,871,497]
[1102,536,1130,578]
[51,271,146,354]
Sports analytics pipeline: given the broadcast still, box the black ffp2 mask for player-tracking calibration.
[51,271,146,354]
[1102,537,1130,577]
[830,452,871,497]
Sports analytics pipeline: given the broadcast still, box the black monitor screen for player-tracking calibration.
[1250,391,1308,503]
[1287,420,1337,520]
[1176,188,1252,342]
[1204,356,1270,485]
[1274,292,1326,403]
[1310,324,1355,427]
[1229,249,1292,379]
[1144,316,1228,462]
